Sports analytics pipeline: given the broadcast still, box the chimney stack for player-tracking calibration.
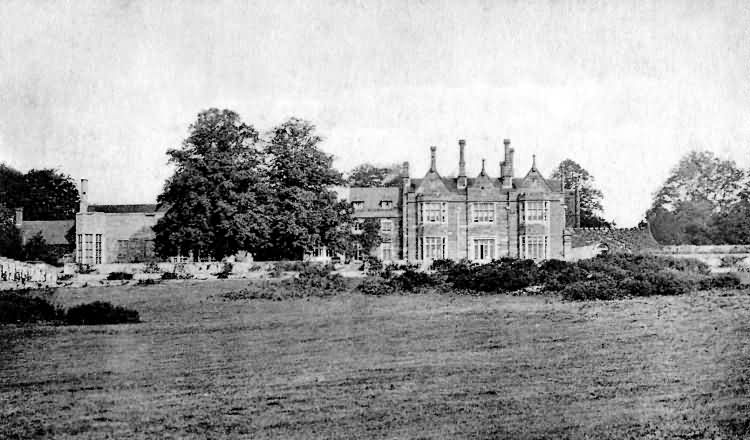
[429,146,437,172]
[14,208,23,227]
[79,179,89,213]
[501,139,514,188]
[457,139,467,189]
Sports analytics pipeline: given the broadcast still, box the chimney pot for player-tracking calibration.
[79,179,89,213]
[429,146,437,172]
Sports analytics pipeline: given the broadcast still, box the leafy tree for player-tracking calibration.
[711,192,750,244]
[22,232,53,264]
[0,205,23,260]
[347,163,401,187]
[0,165,78,220]
[257,118,346,260]
[647,151,747,244]
[550,159,610,228]
[153,109,270,260]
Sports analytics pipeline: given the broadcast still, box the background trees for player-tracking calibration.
[346,163,401,187]
[0,165,79,220]
[550,159,611,228]
[646,151,749,245]
[154,111,350,261]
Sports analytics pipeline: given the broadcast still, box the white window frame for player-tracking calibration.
[379,200,393,209]
[422,236,446,260]
[524,201,548,223]
[352,201,365,211]
[352,220,364,233]
[95,234,102,264]
[381,242,393,261]
[472,202,495,223]
[520,235,548,260]
[421,202,447,224]
[84,234,94,264]
[472,238,496,261]
[380,219,393,234]
[77,234,83,263]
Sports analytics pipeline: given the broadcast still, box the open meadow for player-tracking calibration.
[2,280,750,439]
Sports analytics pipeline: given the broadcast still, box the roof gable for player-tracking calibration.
[415,170,451,196]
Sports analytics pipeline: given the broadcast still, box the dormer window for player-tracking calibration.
[379,200,393,209]
[352,201,365,211]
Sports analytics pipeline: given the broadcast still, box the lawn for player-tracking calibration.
[1,281,749,439]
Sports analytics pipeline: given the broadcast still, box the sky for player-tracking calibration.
[1,0,748,226]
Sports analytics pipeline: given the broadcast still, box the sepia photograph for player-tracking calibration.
[1,0,749,438]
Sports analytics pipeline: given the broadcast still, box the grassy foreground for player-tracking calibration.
[1,281,749,439]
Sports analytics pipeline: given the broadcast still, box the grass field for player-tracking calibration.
[2,281,750,439]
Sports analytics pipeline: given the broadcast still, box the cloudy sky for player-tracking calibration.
[1,0,748,226]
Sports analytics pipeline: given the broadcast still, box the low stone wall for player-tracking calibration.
[0,257,59,290]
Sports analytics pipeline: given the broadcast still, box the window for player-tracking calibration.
[472,203,495,223]
[352,201,365,210]
[84,234,94,264]
[380,219,393,234]
[421,202,446,223]
[379,200,393,209]
[524,201,548,222]
[521,235,548,260]
[95,234,102,264]
[381,243,393,261]
[77,234,83,263]
[352,220,363,233]
[422,236,445,259]
[353,243,364,261]
[473,238,495,261]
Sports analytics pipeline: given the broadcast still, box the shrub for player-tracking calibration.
[698,272,742,290]
[216,262,233,279]
[161,271,193,280]
[390,269,437,292]
[107,272,133,281]
[720,255,745,268]
[57,274,74,281]
[143,262,161,273]
[76,264,95,274]
[358,276,394,296]
[137,278,159,286]
[560,278,620,301]
[0,291,61,324]
[65,301,140,325]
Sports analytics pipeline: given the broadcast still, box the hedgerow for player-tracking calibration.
[0,290,140,325]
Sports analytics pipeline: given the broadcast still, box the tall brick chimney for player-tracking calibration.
[457,139,467,189]
[429,146,437,173]
[500,139,514,189]
[14,208,23,227]
[401,161,410,188]
[79,179,89,213]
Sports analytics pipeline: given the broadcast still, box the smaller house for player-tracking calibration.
[14,208,74,262]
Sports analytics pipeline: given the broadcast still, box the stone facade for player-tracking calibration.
[75,179,164,264]
[350,139,568,262]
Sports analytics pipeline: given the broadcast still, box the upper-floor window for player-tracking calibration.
[380,219,393,234]
[379,200,393,209]
[472,203,495,223]
[352,201,365,211]
[421,202,446,223]
[524,201,548,222]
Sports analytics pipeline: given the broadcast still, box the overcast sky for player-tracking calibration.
[1,0,748,226]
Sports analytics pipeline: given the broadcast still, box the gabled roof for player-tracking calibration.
[19,220,74,245]
[349,187,399,206]
[87,204,163,213]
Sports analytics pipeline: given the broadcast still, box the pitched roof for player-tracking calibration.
[19,220,74,245]
[87,204,163,213]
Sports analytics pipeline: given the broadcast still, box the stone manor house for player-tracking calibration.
[71,137,641,265]
[350,139,570,262]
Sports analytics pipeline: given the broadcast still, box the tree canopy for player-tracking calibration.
[347,163,401,187]
[0,165,79,220]
[550,159,610,228]
[155,111,351,261]
[646,150,749,245]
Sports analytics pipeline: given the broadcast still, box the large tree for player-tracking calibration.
[153,109,270,260]
[0,204,23,260]
[347,163,401,187]
[0,164,78,220]
[550,159,610,228]
[257,118,346,260]
[647,150,747,244]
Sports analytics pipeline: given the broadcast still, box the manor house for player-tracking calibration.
[350,139,570,262]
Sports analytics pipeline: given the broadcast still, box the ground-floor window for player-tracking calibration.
[84,234,94,264]
[381,243,393,261]
[95,234,102,264]
[77,234,83,263]
[421,236,445,260]
[521,235,548,260]
[473,238,495,261]
[353,243,363,261]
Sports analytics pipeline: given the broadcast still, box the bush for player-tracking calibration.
[720,255,745,268]
[143,262,161,273]
[390,268,438,292]
[137,278,159,286]
[107,272,133,281]
[65,301,140,325]
[76,264,95,274]
[161,271,193,280]
[698,272,742,290]
[0,291,61,324]
[216,262,233,279]
[357,276,394,296]
[57,274,74,281]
